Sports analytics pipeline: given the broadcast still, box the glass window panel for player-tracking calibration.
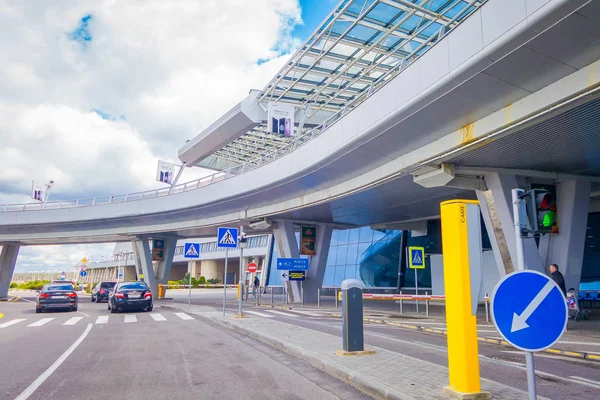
[372,229,387,242]
[346,243,359,265]
[338,229,350,245]
[333,266,346,286]
[348,228,360,244]
[357,241,371,263]
[347,24,379,42]
[359,226,373,243]
[366,2,401,23]
[323,266,335,286]
[336,245,348,266]
[327,245,337,266]
[331,230,340,246]
[347,0,376,15]
[345,264,359,280]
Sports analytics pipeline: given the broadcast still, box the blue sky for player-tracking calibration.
[294,0,340,41]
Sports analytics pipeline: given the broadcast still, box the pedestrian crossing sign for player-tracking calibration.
[217,227,238,248]
[408,246,425,269]
[184,243,200,258]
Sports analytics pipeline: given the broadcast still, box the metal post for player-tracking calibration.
[223,248,228,315]
[335,289,339,308]
[485,293,490,322]
[317,289,321,307]
[285,284,288,305]
[301,281,304,305]
[168,162,186,195]
[513,189,537,400]
[415,268,419,313]
[426,291,429,317]
[188,261,192,308]
[271,286,274,304]
[238,226,244,317]
[525,352,537,400]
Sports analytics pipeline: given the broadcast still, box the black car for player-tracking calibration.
[36,283,78,313]
[108,282,153,313]
[91,281,116,303]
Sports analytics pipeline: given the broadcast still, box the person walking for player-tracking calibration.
[253,276,260,297]
[549,264,567,296]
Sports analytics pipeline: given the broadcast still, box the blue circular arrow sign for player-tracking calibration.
[491,270,567,352]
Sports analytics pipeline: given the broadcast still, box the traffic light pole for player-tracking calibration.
[512,188,537,400]
[238,226,245,318]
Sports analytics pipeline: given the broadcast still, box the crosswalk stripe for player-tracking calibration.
[245,310,275,318]
[63,317,83,326]
[264,309,298,317]
[289,310,323,317]
[95,316,109,324]
[28,318,54,327]
[174,313,194,320]
[0,319,27,328]
[150,313,167,322]
[124,315,137,323]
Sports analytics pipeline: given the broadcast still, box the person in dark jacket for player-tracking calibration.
[549,264,567,296]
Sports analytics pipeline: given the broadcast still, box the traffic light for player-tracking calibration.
[527,189,558,234]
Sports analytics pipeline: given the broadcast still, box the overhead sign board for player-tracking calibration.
[300,226,317,255]
[288,271,306,281]
[408,246,425,269]
[152,239,165,261]
[491,270,567,352]
[217,227,238,248]
[276,258,309,271]
[184,243,200,258]
[267,102,295,137]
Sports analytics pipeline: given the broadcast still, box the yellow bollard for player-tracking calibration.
[237,283,240,300]
[440,200,491,400]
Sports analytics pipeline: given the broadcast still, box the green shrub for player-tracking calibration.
[167,280,180,289]
[198,276,206,284]
[207,278,221,285]
[10,282,18,289]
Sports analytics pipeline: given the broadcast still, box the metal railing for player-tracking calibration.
[0,4,482,214]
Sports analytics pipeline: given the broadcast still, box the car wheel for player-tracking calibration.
[36,307,41,313]
[111,305,117,313]
[146,305,153,312]
[72,306,78,312]
[96,296,101,303]
[91,295,95,302]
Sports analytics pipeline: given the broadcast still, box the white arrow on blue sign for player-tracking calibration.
[80,270,87,277]
[491,270,567,352]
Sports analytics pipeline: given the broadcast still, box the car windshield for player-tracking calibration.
[100,282,116,289]
[118,283,147,291]
[44,284,73,291]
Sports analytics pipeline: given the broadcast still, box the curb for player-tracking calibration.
[330,313,600,363]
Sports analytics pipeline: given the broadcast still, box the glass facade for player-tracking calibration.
[581,212,600,289]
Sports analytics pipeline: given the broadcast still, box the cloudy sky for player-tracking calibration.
[0,0,338,272]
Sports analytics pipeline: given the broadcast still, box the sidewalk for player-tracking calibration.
[161,302,541,400]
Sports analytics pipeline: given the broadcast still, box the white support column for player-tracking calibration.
[476,173,544,276]
[542,180,590,291]
[0,244,20,299]
[303,224,333,303]
[133,237,159,298]
[273,220,301,302]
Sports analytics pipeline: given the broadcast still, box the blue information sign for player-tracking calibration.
[80,270,87,277]
[217,227,238,248]
[491,270,567,352]
[276,258,309,271]
[184,243,200,258]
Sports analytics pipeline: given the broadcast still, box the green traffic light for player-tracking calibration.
[540,210,556,227]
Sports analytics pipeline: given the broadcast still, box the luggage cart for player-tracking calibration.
[567,288,589,321]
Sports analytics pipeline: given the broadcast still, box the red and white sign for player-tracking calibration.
[247,262,257,273]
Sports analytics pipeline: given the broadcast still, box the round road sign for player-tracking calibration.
[247,262,257,273]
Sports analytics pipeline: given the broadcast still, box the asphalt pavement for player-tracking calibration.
[0,293,371,400]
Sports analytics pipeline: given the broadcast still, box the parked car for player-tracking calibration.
[91,282,116,303]
[108,281,153,313]
[36,283,78,313]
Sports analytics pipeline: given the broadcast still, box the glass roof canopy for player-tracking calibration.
[211,0,487,167]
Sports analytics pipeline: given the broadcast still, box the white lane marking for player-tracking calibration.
[124,315,137,323]
[77,311,89,317]
[63,317,83,326]
[289,310,323,317]
[0,319,27,328]
[150,313,167,322]
[95,316,109,324]
[569,376,600,388]
[264,310,298,317]
[28,318,53,327]
[245,310,275,318]
[174,312,194,320]
[19,298,36,304]
[15,324,93,400]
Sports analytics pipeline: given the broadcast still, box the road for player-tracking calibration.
[166,289,600,400]
[0,294,371,400]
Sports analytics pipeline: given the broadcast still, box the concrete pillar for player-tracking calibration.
[155,236,177,285]
[273,220,301,302]
[541,180,590,290]
[0,244,20,299]
[303,225,333,303]
[133,237,159,298]
[476,173,544,276]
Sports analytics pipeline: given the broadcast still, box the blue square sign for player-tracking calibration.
[184,243,200,258]
[217,227,238,248]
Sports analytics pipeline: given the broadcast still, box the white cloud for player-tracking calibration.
[0,0,303,271]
